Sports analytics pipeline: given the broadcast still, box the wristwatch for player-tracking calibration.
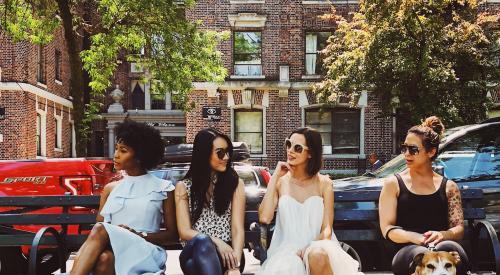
[140,231,148,238]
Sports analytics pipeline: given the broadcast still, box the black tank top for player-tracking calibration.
[395,173,449,234]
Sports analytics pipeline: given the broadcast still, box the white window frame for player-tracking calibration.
[54,112,63,151]
[231,106,267,157]
[302,104,365,159]
[36,100,47,158]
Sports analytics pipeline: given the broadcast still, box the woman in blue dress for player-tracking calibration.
[70,120,177,275]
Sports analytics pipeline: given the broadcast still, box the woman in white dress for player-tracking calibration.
[257,127,362,275]
[70,120,177,275]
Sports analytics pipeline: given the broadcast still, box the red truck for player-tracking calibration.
[0,158,116,274]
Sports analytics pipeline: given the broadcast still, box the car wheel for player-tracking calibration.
[0,247,27,275]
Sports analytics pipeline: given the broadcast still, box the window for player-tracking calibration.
[151,91,165,110]
[69,122,74,157]
[131,83,145,110]
[434,125,500,181]
[234,32,262,76]
[36,114,42,156]
[305,108,360,154]
[234,109,263,154]
[305,32,331,75]
[37,45,45,83]
[54,118,62,149]
[55,50,62,81]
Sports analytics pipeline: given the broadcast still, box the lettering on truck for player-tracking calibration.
[0,176,52,184]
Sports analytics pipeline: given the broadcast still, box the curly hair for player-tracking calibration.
[408,116,445,160]
[114,120,165,170]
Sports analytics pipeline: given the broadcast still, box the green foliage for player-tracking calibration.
[1,0,228,155]
[80,0,228,104]
[316,0,499,126]
[0,0,59,44]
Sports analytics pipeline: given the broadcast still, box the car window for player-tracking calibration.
[435,124,500,181]
[235,169,259,187]
[373,154,407,178]
[167,169,188,183]
[149,170,167,180]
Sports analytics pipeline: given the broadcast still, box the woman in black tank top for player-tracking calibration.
[378,116,469,275]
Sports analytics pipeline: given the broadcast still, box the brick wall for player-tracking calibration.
[186,1,357,81]
[186,89,394,173]
[0,28,73,159]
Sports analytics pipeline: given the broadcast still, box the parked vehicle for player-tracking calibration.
[158,141,271,210]
[0,158,116,274]
[151,162,270,211]
[333,120,500,269]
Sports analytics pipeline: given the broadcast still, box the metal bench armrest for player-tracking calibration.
[29,226,67,275]
[472,219,500,274]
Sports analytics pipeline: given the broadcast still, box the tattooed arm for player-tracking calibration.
[443,180,464,240]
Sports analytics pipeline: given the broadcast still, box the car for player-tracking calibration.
[0,158,117,274]
[332,120,500,269]
[150,162,270,211]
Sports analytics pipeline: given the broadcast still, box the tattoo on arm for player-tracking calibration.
[447,183,464,228]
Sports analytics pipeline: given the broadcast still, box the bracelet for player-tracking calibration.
[385,226,403,241]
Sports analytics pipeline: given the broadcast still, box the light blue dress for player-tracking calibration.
[99,173,175,275]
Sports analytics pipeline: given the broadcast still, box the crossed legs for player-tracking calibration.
[70,223,115,275]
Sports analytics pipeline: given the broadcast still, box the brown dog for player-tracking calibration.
[412,251,461,275]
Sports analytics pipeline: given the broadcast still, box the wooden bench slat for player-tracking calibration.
[0,214,96,224]
[335,229,382,241]
[0,195,100,207]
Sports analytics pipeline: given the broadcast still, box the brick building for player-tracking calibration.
[0,29,75,159]
[178,1,392,174]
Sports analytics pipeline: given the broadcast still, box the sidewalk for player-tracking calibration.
[56,249,262,275]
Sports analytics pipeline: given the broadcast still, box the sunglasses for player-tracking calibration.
[214,148,230,160]
[401,144,420,155]
[285,138,309,154]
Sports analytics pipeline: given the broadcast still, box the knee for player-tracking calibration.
[193,234,215,254]
[89,223,108,242]
[94,251,114,273]
[307,247,329,268]
[193,233,211,244]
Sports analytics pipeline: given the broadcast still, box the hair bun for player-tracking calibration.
[421,116,445,137]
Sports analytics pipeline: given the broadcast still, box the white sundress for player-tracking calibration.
[98,173,174,275]
[256,194,363,275]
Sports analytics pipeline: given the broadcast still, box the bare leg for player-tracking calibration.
[308,247,333,275]
[70,223,110,275]
[93,250,115,275]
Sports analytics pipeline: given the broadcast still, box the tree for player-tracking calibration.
[316,0,499,129]
[1,0,227,156]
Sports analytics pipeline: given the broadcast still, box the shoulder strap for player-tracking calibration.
[394,173,405,187]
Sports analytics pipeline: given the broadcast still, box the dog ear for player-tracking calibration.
[449,251,461,265]
[410,253,425,272]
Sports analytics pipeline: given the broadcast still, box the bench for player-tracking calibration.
[0,195,264,275]
[248,189,500,273]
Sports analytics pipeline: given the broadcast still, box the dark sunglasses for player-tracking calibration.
[401,144,420,155]
[285,138,309,154]
[215,148,230,160]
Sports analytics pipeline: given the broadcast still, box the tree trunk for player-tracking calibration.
[55,0,87,157]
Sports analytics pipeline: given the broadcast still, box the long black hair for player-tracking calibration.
[184,128,239,225]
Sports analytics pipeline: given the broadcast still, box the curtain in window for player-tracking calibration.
[306,34,318,75]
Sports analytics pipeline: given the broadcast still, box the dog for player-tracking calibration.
[412,251,461,275]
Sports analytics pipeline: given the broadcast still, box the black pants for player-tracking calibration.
[179,233,245,275]
[392,241,469,275]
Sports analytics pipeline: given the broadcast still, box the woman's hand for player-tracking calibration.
[273,161,291,179]
[215,241,239,270]
[296,245,309,260]
[423,230,444,246]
